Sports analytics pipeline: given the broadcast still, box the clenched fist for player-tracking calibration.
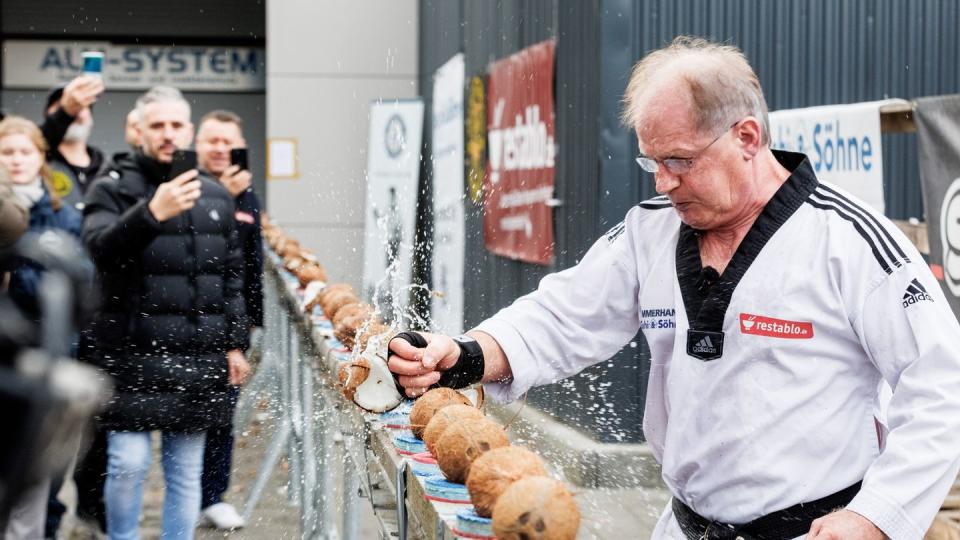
[148,170,201,222]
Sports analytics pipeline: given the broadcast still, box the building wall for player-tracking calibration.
[266,0,418,291]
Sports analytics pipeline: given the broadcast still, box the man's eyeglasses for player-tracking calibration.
[635,123,738,175]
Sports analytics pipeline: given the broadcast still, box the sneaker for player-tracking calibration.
[199,502,245,530]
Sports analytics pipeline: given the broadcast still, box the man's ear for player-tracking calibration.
[735,117,762,160]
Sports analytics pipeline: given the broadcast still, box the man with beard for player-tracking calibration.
[83,85,248,540]
[41,75,106,212]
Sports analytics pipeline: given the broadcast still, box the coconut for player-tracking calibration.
[466,447,548,518]
[332,303,373,327]
[334,313,376,350]
[491,476,580,540]
[356,322,392,351]
[296,263,327,288]
[423,404,485,456]
[283,254,305,272]
[277,238,301,258]
[334,316,361,349]
[321,289,359,320]
[338,357,370,402]
[342,341,402,412]
[409,387,474,439]
[299,249,319,264]
[435,417,509,483]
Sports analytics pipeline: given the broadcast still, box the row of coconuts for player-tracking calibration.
[409,387,581,540]
[263,215,405,412]
[263,216,580,539]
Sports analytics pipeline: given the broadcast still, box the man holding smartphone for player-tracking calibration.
[41,75,106,213]
[193,109,262,530]
[82,86,249,540]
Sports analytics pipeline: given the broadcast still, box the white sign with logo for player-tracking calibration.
[769,99,908,213]
[430,54,466,334]
[362,100,425,318]
[2,39,265,91]
[941,178,960,297]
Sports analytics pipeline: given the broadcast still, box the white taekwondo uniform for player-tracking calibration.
[476,151,960,540]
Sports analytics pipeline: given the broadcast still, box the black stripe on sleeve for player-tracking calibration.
[806,199,893,274]
[811,189,905,268]
[817,184,910,263]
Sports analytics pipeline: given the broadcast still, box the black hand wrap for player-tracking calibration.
[390,332,485,390]
[438,336,485,389]
[389,331,429,394]
[392,331,428,349]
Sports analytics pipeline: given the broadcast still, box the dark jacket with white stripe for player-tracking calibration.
[82,152,248,432]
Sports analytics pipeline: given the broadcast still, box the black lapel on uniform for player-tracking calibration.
[679,150,819,361]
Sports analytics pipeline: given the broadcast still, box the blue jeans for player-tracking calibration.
[105,431,206,540]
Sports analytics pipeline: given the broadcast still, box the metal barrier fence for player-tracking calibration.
[235,252,486,540]
[235,258,388,540]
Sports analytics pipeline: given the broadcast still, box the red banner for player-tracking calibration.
[484,40,556,265]
[738,313,814,339]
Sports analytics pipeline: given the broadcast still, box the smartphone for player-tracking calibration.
[169,150,198,181]
[230,148,249,171]
[81,51,104,77]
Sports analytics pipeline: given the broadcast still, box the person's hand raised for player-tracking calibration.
[59,75,105,116]
[219,164,252,198]
[148,170,201,222]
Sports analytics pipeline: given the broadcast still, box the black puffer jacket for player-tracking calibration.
[82,152,248,432]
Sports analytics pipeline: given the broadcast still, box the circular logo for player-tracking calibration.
[384,114,407,158]
[940,177,960,297]
[50,170,74,198]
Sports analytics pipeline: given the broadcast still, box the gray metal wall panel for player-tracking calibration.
[420,0,647,441]
[609,0,960,220]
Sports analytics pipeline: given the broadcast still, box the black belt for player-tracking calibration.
[672,482,862,540]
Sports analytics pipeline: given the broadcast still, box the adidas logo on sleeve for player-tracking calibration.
[902,278,934,308]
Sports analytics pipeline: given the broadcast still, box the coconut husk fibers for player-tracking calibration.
[492,476,580,540]
[320,289,359,320]
[332,303,376,350]
[466,446,548,518]
[334,314,374,350]
[409,387,473,439]
[304,283,352,314]
[356,322,392,351]
[435,417,509,483]
[423,404,485,456]
[337,357,370,401]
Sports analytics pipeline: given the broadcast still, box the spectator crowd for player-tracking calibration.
[0,76,264,540]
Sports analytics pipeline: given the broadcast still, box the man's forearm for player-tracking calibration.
[466,330,513,384]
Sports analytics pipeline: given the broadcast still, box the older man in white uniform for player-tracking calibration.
[388,36,960,540]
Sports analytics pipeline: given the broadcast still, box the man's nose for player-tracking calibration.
[654,169,680,194]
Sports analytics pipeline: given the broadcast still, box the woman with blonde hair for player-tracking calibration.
[0,115,82,539]
[0,116,82,316]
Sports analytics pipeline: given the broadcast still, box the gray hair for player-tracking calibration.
[621,36,770,145]
[135,86,191,123]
